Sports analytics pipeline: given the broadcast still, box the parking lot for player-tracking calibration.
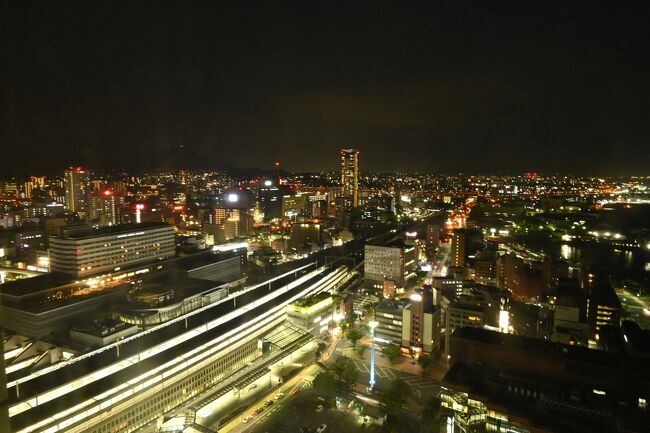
[247,391,381,433]
[347,358,440,401]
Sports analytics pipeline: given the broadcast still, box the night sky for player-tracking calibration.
[2,2,649,176]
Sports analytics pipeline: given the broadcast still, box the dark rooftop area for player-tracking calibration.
[57,222,171,239]
[129,270,219,299]
[0,250,236,306]
[0,272,74,298]
[452,327,650,373]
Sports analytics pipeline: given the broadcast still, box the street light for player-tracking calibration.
[368,320,378,390]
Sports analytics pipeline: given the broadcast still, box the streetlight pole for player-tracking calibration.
[368,320,378,390]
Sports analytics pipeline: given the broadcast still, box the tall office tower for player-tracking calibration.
[340,148,359,209]
[89,189,125,226]
[179,169,189,185]
[451,228,466,267]
[258,162,294,221]
[64,166,91,219]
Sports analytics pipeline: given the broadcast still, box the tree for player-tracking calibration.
[420,395,440,423]
[331,358,359,387]
[347,325,368,349]
[341,319,352,339]
[417,354,434,373]
[408,347,417,365]
[356,343,369,358]
[380,379,412,413]
[382,344,402,365]
[331,357,347,383]
[341,360,360,386]
[314,341,328,360]
[312,372,338,394]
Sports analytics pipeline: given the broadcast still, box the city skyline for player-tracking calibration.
[2,4,650,432]
[3,3,650,176]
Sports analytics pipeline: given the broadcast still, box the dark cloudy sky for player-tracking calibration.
[2,2,649,176]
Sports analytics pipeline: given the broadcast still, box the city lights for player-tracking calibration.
[1,5,648,432]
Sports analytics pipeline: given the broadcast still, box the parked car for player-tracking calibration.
[242,416,253,424]
[317,424,327,433]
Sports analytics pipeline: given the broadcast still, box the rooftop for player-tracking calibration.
[128,270,219,301]
[290,291,331,308]
[71,319,137,338]
[0,272,76,298]
[375,298,408,312]
[56,222,172,240]
[452,327,650,374]
[0,250,237,309]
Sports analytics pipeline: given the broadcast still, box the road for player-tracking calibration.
[617,287,650,329]
[213,363,321,433]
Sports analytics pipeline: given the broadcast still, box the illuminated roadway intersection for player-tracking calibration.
[7,263,351,433]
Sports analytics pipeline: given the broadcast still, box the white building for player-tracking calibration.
[364,243,415,287]
[49,222,175,277]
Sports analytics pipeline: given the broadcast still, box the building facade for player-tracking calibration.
[49,223,176,277]
[89,189,125,226]
[340,148,359,209]
[64,167,91,219]
[364,242,415,288]
[450,229,466,268]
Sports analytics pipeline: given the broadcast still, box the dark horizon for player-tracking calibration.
[2,2,650,177]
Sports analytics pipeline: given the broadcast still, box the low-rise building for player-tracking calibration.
[373,299,407,346]
[287,293,344,335]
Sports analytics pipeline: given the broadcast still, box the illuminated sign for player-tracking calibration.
[116,231,145,239]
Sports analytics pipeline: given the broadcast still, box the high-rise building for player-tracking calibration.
[89,189,125,226]
[64,166,91,219]
[403,288,439,352]
[258,162,294,221]
[450,228,466,267]
[340,148,359,209]
[259,178,283,221]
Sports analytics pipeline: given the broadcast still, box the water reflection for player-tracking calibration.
[560,244,577,260]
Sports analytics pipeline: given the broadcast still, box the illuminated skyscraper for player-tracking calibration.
[90,189,125,226]
[340,148,359,209]
[451,228,466,267]
[64,166,91,219]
